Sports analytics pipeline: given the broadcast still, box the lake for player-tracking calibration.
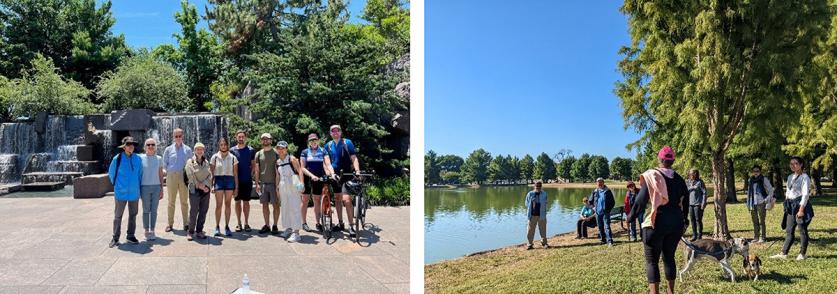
[425,185,630,264]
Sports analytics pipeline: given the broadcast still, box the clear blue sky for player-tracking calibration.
[108,0,369,49]
[426,0,640,161]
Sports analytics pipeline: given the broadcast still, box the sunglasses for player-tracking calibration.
[174,135,183,138]
[146,144,156,147]
[309,139,319,142]
[331,130,341,133]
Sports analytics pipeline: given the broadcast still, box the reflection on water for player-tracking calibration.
[424,186,628,264]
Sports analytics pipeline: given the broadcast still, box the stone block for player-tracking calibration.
[73,174,113,199]
[110,109,154,131]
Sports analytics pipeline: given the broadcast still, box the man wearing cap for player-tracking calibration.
[230,130,256,232]
[254,133,281,235]
[323,124,361,237]
[300,133,327,232]
[162,128,193,232]
[591,177,615,246]
[108,137,144,248]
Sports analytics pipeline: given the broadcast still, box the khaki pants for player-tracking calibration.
[527,216,547,246]
[167,172,189,227]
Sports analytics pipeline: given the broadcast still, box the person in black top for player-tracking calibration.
[628,146,689,294]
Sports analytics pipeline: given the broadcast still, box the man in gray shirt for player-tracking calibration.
[162,128,193,232]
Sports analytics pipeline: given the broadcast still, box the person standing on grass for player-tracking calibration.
[746,165,773,243]
[627,146,689,294]
[210,137,239,237]
[163,128,193,232]
[139,138,164,242]
[624,181,643,242]
[230,130,256,232]
[185,143,212,241]
[300,133,327,232]
[591,177,615,246]
[686,169,707,241]
[524,181,549,250]
[770,156,814,261]
[254,133,280,235]
[108,136,143,248]
[576,197,596,239]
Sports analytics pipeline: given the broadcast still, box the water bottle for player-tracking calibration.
[242,273,250,294]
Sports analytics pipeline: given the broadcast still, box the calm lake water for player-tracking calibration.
[425,186,630,264]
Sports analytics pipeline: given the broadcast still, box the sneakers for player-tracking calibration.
[770,253,788,259]
[757,238,765,244]
[109,239,119,248]
[607,242,613,248]
[526,245,533,250]
[302,223,311,232]
[796,254,806,261]
[235,224,243,232]
[126,236,139,244]
[197,231,207,239]
[214,227,222,237]
[271,225,280,235]
[183,225,189,231]
[288,232,301,243]
[148,232,157,241]
[187,232,193,241]
[280,229,292,238]
[244,224,252,232]
[332,223,344,232]
[165,225,173,232]
[259,225,270,234]
[225,226,233,237]
[316,223,324,232]
[348,227,357,237]
[629,237,637,242]
[543,244,550,249]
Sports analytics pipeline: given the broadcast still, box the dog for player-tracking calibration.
[743,254,762,281]
[679,237,750,282]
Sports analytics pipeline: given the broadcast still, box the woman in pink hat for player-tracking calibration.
[626,146,690,294]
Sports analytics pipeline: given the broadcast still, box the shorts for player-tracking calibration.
[235,179,253,201]
[214,176,235,191]
[330,175,354,194]
[258,183,278,204]
[303,177,325,195]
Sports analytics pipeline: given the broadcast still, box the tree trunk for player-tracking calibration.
[812,166,823,196]
[711,152,732,240]
[833,168,836,188]
[772,161,785,200]
[725,159,738,203]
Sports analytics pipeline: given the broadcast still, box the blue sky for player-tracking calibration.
[426,0,640,161]
[108,0,369,49]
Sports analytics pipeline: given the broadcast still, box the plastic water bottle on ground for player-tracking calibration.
[242,273,250,294]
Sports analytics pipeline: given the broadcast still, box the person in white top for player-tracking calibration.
[771,156,814,261]
[210,137,239,237]
[275,141,304,242]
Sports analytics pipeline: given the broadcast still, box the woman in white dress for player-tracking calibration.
[275,140,305,242]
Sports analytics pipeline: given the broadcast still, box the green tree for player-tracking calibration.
[425,150,441,185]
[509,156,522,184]
[617,0,829,238]
[440,171,461,185]
[361,0,410,61]
[519,154,535,183]
[610,157,634,181]
[97,54,189,112]
[533,152,557,182]
[588,155,610,180]
[3,54,95,117]
[488,155,509,184]
[0,0,129,93]
[462,149,492,185]
[438,154,464,173]
[571,154,592,182]
[558,156,576,182]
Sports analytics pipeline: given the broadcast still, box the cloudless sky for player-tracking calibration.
[426,0,639,161]
[108,0,369,49]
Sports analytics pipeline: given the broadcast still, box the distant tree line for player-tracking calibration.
[425,149,638,186]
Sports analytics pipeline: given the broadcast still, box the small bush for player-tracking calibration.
[367,176,410,206]
[4,55,96,118]
[97,54,190,112]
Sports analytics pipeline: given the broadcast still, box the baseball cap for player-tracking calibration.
[596,177,604,182]
[308,133,319,141]
[329,125,341,131]
[658,146,676,160]
[276,141,288,148]
[260,133,272,140]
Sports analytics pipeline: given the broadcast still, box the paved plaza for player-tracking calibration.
[0,187,409,293]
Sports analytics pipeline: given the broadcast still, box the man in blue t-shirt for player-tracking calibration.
[323,124,360,237]
[230,130,256,232]
[300,133,327,232]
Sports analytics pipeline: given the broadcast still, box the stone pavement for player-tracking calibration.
[0,187,409,293]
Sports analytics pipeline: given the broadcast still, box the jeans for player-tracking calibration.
[595,212,613,243]
[527,216,547,246]
[113,199,138,240]
[642,227,681,283]
[689,205,704,239]
[140,185,161,231]
[782,212,809,256]
[749,203,767,240]
[629,211,645,240]
[188,188,210,234]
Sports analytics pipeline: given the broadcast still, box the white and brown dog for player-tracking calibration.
[679,237,750,282]
[743,254,762,281]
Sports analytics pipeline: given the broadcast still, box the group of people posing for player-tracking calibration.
[107,124,362,248]
[525,146,816,293]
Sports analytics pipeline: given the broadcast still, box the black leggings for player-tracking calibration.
[689,206,703,239]
[782,213,809,255]
[642,227,681,283]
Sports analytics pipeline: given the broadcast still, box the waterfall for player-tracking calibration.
[0,154,18,184]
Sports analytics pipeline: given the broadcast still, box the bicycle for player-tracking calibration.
[318,176,335,241]
[342,172,372,242]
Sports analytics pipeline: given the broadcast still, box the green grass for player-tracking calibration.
[425,188,837,293]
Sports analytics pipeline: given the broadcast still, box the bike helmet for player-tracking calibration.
[344,180,362,195]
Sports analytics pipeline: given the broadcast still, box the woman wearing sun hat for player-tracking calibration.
[627,146,689,294]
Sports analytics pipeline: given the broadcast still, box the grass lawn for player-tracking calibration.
[425,187,837,293]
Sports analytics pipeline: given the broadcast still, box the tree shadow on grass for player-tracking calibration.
[756,271,808,284]
[810,196,837,207]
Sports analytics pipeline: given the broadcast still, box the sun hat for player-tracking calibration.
[193,142,206,150]
[119,136,138,148]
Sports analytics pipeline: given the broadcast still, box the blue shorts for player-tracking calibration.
[214,176,235,191]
